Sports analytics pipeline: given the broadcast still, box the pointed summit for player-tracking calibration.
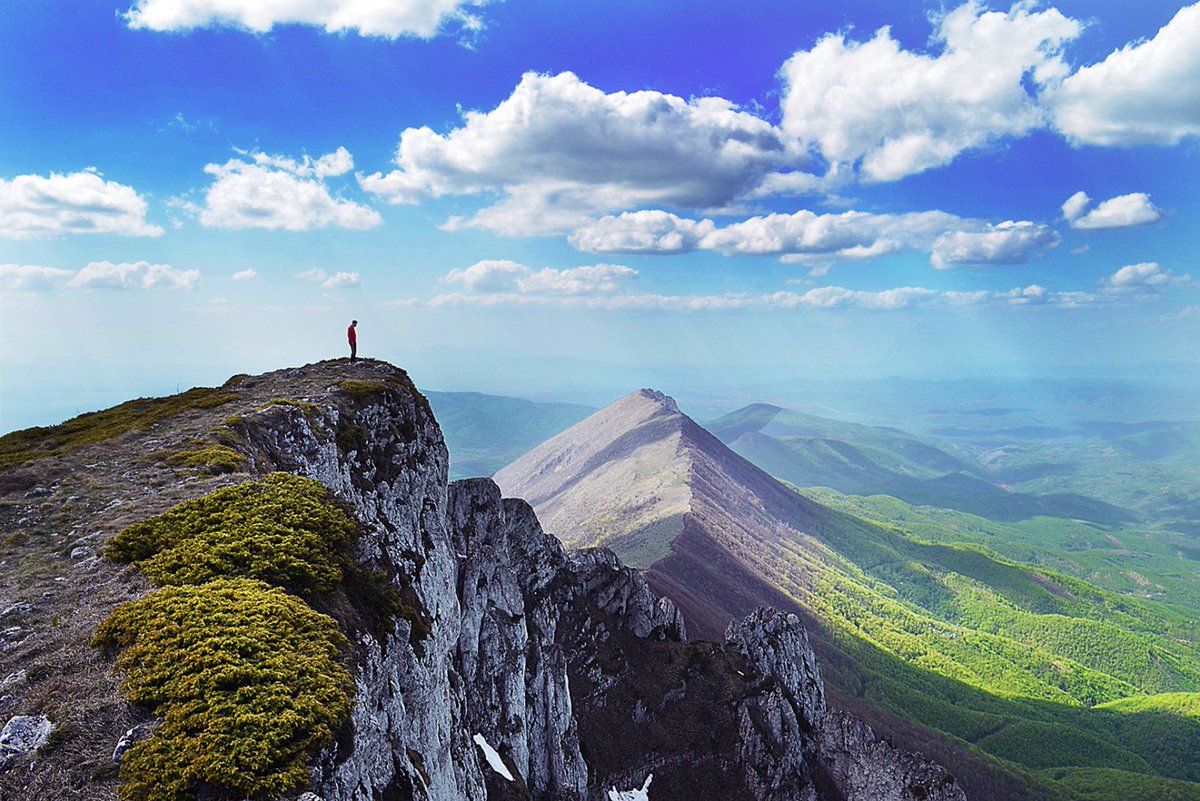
[494,388,831,639]
[633,387,679,412]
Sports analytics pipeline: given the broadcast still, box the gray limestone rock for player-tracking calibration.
[818,711,967,801]
[0,715,54,770]
[112,724,152,765]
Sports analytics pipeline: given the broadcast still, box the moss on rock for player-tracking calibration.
[93,578,352,801]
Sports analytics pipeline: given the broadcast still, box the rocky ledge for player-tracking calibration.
[0,360,964,801]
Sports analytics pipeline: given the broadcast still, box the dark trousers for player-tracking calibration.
[349,342,357,361]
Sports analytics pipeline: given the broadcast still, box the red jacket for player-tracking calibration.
[347,325,357,344]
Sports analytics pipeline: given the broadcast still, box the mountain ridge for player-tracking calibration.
[495,388,1200,801]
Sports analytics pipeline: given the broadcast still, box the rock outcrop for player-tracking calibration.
[0,360,964,801]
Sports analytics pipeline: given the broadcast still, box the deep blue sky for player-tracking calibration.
[2,0,1198,430]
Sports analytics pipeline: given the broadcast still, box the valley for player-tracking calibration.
[473,386,1200,801]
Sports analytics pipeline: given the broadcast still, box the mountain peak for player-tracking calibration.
[633,388,679,412]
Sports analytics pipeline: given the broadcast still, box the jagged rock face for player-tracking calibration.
[443,485,963,801]
[818,712,966,801]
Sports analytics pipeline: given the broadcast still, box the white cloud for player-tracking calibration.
[231,268,258,281]
[124,0,489,39]
[0,264,74,293]
[569,211,716,254]
[1047,3,1200,146]
[1103,262,1190,291]
[313,147,355,178]
[931,221,1060,268]
[67,260,200,290]
[570,206,1057,271]
[296,268,362,289]
[427,281,1104,312]
[701,209,966,259]
[322,271,361,289]
[441,260,638,297]
[1064,192,1162,229]
[0,170,163,239]
[1061,191,1091,222]
[779,2,1080,181]
[359,71,798,234]
[198,148,381,231]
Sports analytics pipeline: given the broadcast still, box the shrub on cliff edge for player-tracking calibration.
[93,579,352,801]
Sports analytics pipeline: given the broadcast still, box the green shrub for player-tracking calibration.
[104,473,357,598]
[164,443,248,474]
[93,579,352,801]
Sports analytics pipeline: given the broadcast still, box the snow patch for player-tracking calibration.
[608,773,653,800]
[472,733,514,781]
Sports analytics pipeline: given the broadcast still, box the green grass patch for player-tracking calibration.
[0,386,239,468]
[93,578,352,801]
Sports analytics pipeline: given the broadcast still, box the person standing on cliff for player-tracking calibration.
[347,320,358,363]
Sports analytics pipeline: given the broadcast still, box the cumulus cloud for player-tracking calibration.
[930,221,1060,268]
[67,260,200,290]
[0,264,75,293]
[702,209,966,260]
[1061,191,1091,222]
[231,268,258,281]
[440,260,638,298]
[0,170,163,239]
[568,211,716,254]
[123,0,489,39]
[198,147,381,231]
[360,71,798,234]
[1047,3,1200,146]
[297,268,362,289]
[779,1,1080,181]
[570,206,1057,270]
[1103,262,1190,291]
[1063,192,1162,229]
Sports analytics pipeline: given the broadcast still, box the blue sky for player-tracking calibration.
[2,0,1198,430]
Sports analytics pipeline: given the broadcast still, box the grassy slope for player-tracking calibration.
[424,391,594,479]
[722,483,1200,798]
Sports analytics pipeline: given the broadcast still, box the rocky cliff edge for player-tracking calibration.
[0,360,964,801]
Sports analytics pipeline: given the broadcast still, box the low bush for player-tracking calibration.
[93,579,352,801]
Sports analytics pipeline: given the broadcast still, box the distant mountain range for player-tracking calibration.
[706,403,1136,525]
[494,389,1200,801]
[423,390,595,479]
